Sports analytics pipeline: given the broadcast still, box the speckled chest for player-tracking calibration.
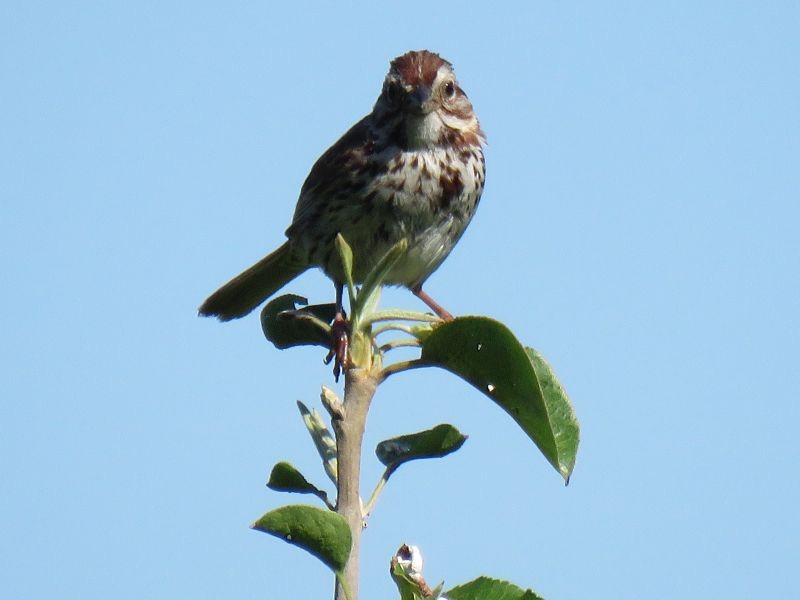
[329,145,485,284]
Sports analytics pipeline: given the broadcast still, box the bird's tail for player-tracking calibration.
[199,242,308,321]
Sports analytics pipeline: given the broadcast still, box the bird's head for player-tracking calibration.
[372,50,484,150]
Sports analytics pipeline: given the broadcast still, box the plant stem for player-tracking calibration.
[363,464,397,517]
[371,323,417,337]
[378,338,421,353]
[379,358,429,383]
[332,367,378,600]
[360,309,441,327]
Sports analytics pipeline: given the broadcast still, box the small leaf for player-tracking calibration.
[267,462,331,508]
[335,234,356,304]
[376,424,467,468]
[391,562,434,600]
[353,239,407,316]
[421,317,579,481]
[267,461,319,493]
[260,294,336,349]
[445,576,544,600]
[252,504,351,573]
[297,401,338,484]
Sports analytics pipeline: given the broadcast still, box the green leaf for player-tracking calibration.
[391,562,426,600]
[267,461,319,493]
[445,576,544,600]
[376,424,467,468]
[260,294,336,349]
[391,562,442,600]
[421,317,579,481]
[335,234,356,304]
[252,504,351,573]
[267,462,331,508]
[526,348,580,483]
[353,239,407,317]
[297,401,338,484]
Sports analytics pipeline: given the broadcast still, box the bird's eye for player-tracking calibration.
[443,80,456,99]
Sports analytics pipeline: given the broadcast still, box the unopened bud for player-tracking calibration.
[390,544,432,595]
[320,385,344,419]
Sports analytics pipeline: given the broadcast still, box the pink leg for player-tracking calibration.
[412,286,454,321]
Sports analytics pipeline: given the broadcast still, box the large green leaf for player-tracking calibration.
[260,294,336,349]
[376,424,467,468]
[526,348,579,482]
[251,504,351,573]
[421,317,579,481]
[445,576,544,600]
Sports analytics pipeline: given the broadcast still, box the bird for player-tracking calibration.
[199,50,486,352]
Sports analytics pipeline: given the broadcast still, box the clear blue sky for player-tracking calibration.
[2,2,798,599]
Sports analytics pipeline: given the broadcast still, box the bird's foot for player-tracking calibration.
[324,313,350,382]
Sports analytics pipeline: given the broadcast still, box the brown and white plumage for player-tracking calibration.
[200,50,486,321]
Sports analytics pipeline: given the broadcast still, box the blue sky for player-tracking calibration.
[2,2,798,599]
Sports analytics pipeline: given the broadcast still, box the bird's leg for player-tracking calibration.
[324,283,350,381]
[412,286,454,321]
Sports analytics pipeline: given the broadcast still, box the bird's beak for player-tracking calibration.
[407,85,434,115]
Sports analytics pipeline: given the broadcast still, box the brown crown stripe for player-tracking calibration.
[390,50,450,87]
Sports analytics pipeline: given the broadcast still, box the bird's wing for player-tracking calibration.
[287,115,374,239]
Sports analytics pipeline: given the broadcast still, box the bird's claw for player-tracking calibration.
[324,314,350,381]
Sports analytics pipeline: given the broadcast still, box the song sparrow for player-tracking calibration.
[200,50,486,330]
